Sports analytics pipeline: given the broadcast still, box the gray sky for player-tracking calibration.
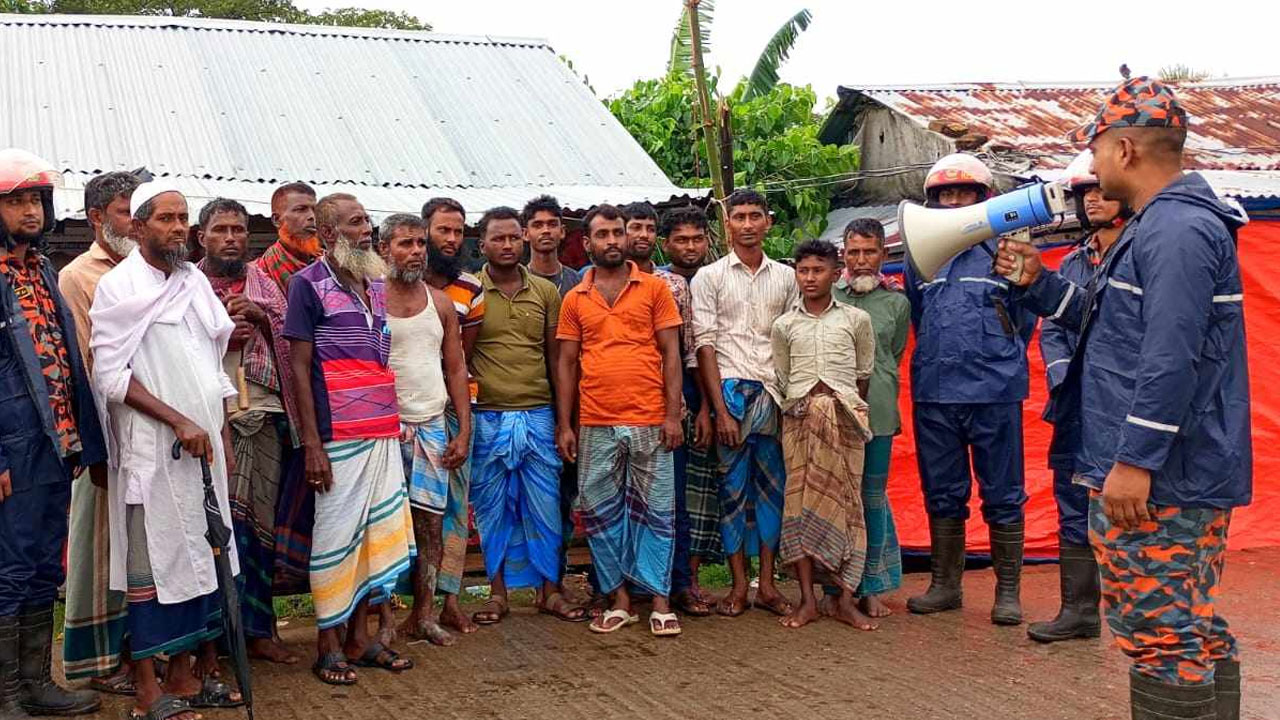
[299,0,1270,100]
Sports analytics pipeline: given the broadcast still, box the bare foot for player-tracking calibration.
[859,595,894,618]
[752,588,794,617]
[779,598,820,629]
[247,637,299,665]
[716,588,749,617]
[832,596,879,631]
[439,597,478,634]
[817,594,837,617]
[399,610,457,646]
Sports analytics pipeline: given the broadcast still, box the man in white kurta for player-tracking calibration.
[90,184,243,718]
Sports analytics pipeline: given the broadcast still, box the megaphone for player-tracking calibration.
[899,183,1068,283]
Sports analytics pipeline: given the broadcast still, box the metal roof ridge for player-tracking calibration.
[0,12,551,47]
[839,76,1280,93]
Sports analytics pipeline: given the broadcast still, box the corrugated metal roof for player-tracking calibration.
[817,204,900,248]
[1,14,693,219]
[822,79,1280,171]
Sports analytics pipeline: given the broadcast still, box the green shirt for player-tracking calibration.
[833,280,911,436]
[473,265,562,410]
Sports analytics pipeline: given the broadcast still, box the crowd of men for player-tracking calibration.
[0,76,1251,720]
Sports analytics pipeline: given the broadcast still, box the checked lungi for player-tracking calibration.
[717,379,786,557]
[228,410,289,640]
[470,407,563,590]
[855,436,902,597]
[577,426,675,597]
[779,394,868,593]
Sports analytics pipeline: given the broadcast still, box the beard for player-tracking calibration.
[589,247,625,269]
[851,274,879,294]
[102,224,137,258]
[3,229,43,251]
[331,235,388,280]
[204,254,245,278]
[159,246,188,270]
[426,247,462,282]
[388,263,424,284]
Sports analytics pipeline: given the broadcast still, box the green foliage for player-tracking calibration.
[740,8,811,102]
[667,0,715,78]
[609,77,858,257]
[11,0,430,29]
[1158,64,1212,83]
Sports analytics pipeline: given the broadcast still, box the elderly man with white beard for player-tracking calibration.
[90,182,244,720]
[283,193,416,685]
[828,218,911,623]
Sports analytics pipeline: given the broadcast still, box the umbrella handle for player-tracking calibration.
[171,439,183,461]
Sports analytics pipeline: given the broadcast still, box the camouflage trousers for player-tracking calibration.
[1089,495,1236,685]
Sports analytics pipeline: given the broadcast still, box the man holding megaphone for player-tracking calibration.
[901,154,1037,626]
[995,78,1251,720]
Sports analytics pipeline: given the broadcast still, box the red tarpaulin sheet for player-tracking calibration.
[889,221,1280,556]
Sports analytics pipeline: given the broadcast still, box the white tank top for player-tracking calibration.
[387,289,448,423]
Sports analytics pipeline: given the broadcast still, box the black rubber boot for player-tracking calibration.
[0,617,25,720]
[989,522,1024,626]
[16,605,100,716]
[1027,542,1101,642]
[1214,660,1240,720]
[906,517,965,614]
[1130,668,1217,720]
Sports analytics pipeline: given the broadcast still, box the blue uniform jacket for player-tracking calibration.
[1020,172,1251,508]
[1038,239,1097,471]
[0,256,106,490]
[905,238,1037,404]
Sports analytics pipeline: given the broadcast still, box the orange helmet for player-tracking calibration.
[924,153,994,202]
[0,148,61,238]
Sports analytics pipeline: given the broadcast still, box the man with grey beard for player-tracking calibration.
[196,198,302,666]
[58,170,142,694]
[378,213,471,645]
[284,194,415,684]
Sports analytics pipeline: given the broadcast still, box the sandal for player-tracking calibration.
[537,592,590,623]
[752,593,795,617]
[91,672,137,696]
[312,651,357,686]
[127,693,195,720]
[182,676,243,709]
[588,608,639,634]
[672,589,714,617]
[352,642,414,672]
[471,596,509,625]
[716,596,747,618]
[649,611,683,637]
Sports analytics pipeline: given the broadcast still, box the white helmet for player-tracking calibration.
[1061,150,1099,190]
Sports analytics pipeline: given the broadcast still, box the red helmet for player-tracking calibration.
[0,148,61,238]
[924,153,994,202]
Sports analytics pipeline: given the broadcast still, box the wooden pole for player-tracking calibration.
[686,0,728,253]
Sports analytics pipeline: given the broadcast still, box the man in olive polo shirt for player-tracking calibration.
[468,207,587,625]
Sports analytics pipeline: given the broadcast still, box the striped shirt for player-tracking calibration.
[691,250,797,389]
[442,272,486,329]
[283,258,398,442]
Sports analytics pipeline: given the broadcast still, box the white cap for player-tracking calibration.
[130,179,186,218]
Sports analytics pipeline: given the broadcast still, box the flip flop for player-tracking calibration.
[752,593,795,617]
[588,608,639,634]
[183,676,243,709]
[351,642,414,672]
[311,651,357,686]
[126,694,194,720]
[649,611,683,637]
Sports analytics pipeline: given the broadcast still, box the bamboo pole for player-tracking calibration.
[686,0,728,253]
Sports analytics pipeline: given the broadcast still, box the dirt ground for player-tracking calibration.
[68,547,1279,720]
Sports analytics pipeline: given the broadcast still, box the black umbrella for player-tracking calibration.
[170,440,255,720]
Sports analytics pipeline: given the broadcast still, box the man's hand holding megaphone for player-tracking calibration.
[995,240,1044,287]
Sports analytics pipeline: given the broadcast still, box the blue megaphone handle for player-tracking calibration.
[984,184,1054,235]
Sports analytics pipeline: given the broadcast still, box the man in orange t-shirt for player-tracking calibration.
[555,204,685,637]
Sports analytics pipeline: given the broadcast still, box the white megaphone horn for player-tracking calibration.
[899,183,1068,283]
